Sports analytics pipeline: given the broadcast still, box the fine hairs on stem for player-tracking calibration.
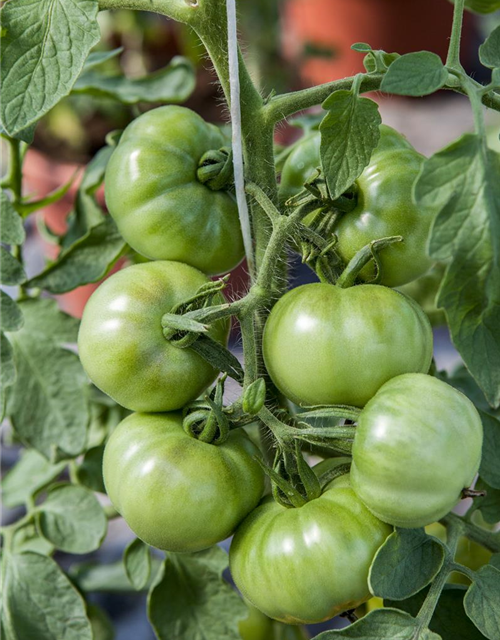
[226,0,255,280]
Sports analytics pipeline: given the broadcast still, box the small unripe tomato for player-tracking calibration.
[230,458,392,624]
[78,261,229,412]
[103,412,265,552]
[351,373,483,528]
[105,106,244,275]
[263,282,433,408]
[279,125,434,287]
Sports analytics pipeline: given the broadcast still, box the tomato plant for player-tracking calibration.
[105,106,245,276]
[351,373,483,528]
[103,412,264,552]
[263,282,433,407]
[280,125,435,287]
[78,260,230,412]
[230,458,392,624]
[1,0,500,639]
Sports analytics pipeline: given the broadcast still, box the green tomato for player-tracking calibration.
[230,458,392,624]
[105,106,244,276]
[263,282,433,408]
[397,263,446,327]
[239,603,274,640]
[239,603,310,640]
[103,412,264,552]
[279,125,434,287]
[78,261,229,412]
[279,133,321,204]
[351,373,483,528]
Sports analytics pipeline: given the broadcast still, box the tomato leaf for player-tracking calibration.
[124,538,151,591]
[480,26,500,69]
[0,290,24,333]
[387,584,486,640]
[81,47,124,72]
[0,0,100,136]
[478,411,500,489]
[369,528,445,600]
[0,246,26,285]
[36,483,107,554]
[147,546,247,640]
[474,478,500,524]
[2,449,66,509]
[2,551,92,640]
[1,190,25,245]
[320,89,381,200]
[75,445,106,493]
[5,298,89,461]
[381,52,448,96]
[86,604,114,640]
[0,332,16,393]
[27,216,126,294]
[415,135,500,408]
[464,566,500,639]
[73,56,196,105]
[314,608,441,639]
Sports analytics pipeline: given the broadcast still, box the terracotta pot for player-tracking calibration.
[282,0,475,86]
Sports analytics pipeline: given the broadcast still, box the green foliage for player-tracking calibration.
[369,529,445,600]
[387,585,486,640]
[124,538,151,590]
[2,449,66,509]
[147,547,247,640]
[73,55,196,104]
[380,52,448,96]
[5,299,89,461]
[2,552,93,639]
[319,88,381,200]
[414,136,500,408]
[315,609,441,639]
[464,566,500,639]
[0,0,101,136]
[35,483,107,553]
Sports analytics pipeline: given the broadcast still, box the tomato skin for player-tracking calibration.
[105,106,244,276]
[103,412,264,553]
[279,134,321,204]
[229,460,392,624]
[279,125,434,287]
[263,282,433,408]
[351,373,483,529]
[78,261,229,412]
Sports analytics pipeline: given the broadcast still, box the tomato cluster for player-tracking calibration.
[77,106,484,629]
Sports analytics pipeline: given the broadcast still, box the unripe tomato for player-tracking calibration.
[263,283,433,408]
[279,125,434,287]
[351,374,483,528]
[105,106,244,275]
[230,458,392,624]
[103,412,264,552]
[78,261,229,412]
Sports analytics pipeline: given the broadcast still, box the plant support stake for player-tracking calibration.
[226,0,255,279]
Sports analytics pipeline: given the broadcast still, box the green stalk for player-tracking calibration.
[446,0,465,71]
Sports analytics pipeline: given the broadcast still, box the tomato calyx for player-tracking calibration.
[336,235,404,288]
[183,375,230,445]
[258,442,322,508]
[196,146,234,191]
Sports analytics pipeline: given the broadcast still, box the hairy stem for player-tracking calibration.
[446,0,465,71]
